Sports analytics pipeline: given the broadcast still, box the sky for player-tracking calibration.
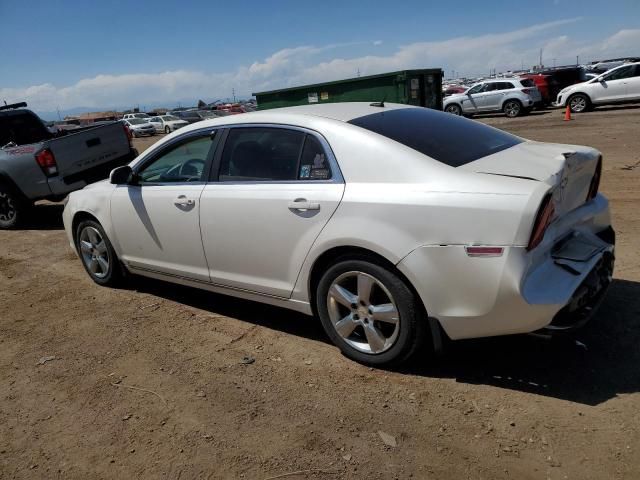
[1,0,639,119]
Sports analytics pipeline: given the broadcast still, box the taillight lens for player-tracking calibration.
[35,149,58,176]
[521,88,532,95]
[123,123,133,143]
[527,194,555,251]
[586,157,602,201]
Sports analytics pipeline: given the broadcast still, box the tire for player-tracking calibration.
[445,104,463,116]
[503,99,522,118]
[75,219,124,287]
[0,183,25,229]
[316,258,428,367]
[164,126,170,134]
[568,93,590,113]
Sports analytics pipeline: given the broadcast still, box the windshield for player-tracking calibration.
[162,116,180,121]
[348,107,523,167]
[128,119,147,125]
[133,113,149,118]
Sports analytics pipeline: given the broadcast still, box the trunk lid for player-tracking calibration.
[460,141,600,216]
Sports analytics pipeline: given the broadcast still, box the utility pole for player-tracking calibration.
[539,48,543,68]
[357,68,361,77]
[576,55,579,66]
[232,88,236,103]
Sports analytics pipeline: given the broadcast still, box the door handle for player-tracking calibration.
[288,199,320,211]
[174,195,195,206]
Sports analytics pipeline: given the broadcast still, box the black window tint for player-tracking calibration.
[348,108,523,167]
[604,65,633,81]
[520,78,536,87]
[500,82,516,89]
[633,65,640,77]
[299,135,331,180]
[219,128,305,181]
[0,111,52,146]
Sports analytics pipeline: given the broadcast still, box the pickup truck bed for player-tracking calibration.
[0,104,137,228]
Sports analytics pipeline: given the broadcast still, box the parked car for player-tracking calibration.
[168,110,205,124]
[122,118,156,137]
[554,62,640,113]
[148,115,188,134]
[122,113,150,120]
[443,79,541,117]
[63,102,614,366]
[0,102,137,228]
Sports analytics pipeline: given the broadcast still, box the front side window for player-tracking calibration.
[603,65,634,81]
[137,135,214,184]
[219,127,316,182]
[467,84,484,94]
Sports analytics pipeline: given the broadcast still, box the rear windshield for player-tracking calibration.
[0,110,52,146]
[348,108,522,167]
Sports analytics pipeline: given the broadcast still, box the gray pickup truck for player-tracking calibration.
[0,102,137,228]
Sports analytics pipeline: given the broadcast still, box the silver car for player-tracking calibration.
[444,79,541,118]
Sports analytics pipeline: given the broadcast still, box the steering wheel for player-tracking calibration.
[161,158,205,182]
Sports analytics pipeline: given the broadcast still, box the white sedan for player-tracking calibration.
[62,103,615,366]
[148,115,189,134]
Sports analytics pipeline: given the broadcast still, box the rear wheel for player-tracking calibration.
[316,258,428,367]
[164,126,170,134]
[445,104,462,116]
[503,100,522,118]
[568,93,590,113]
[0,183,25,229]
[75,219,124,286]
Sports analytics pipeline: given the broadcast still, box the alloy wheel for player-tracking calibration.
[79,226,110,279]
[446,105,462,115]
[326,271,400,354]
[504,101,520,117]
[570,95,587,113]
[0,190,17,224]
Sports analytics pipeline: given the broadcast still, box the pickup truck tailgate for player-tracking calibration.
[47,122,130,180]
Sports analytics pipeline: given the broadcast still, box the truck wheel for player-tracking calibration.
[0,184,24,229]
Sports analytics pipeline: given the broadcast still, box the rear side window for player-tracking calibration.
[0,111,52,146]
[519,79,536,87]
[348,108,523,167]
[498,82,516,89]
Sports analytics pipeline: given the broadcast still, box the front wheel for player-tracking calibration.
[316,258,428,367]
[0,184,25,229]
[75,219,124,287]
[445,104,462,116]
[503,100,522,118]
[164,126,170,134]
[568,93,590,113]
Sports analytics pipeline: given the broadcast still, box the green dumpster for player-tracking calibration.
[253,69,444,111]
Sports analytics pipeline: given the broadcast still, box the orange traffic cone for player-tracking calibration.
[563,105,572,121]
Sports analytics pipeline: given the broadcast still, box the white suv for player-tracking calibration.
[443,79,541,118]
[554,62,640,113]
[122,113,150,120]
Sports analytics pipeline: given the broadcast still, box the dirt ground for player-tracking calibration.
[1,106,639,480]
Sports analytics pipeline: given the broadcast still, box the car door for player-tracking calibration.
[199,125,345,298]
[590,65,634,102]
[477,82,504,111]
[626,65,640,101]
[459,84,483,113]
[149,116,161,133]
[110,130,218,281]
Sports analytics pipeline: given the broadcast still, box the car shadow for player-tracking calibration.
[131,276,639,406]
[130,277,328,343]
[472,110,552,119]
[592,103,640,113]
[19,202,65,230]
[405,278,640,406]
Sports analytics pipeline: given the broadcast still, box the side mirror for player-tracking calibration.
[110,165,134,185]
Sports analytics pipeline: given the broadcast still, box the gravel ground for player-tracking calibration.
[1,105,639,479]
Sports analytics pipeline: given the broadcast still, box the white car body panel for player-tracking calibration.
[63,103,614,342]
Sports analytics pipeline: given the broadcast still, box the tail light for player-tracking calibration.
[521,88,533,95]
[527,193,555,251]
[123,123,133,144]
[35,148,58,176]
[586,157,602,201]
